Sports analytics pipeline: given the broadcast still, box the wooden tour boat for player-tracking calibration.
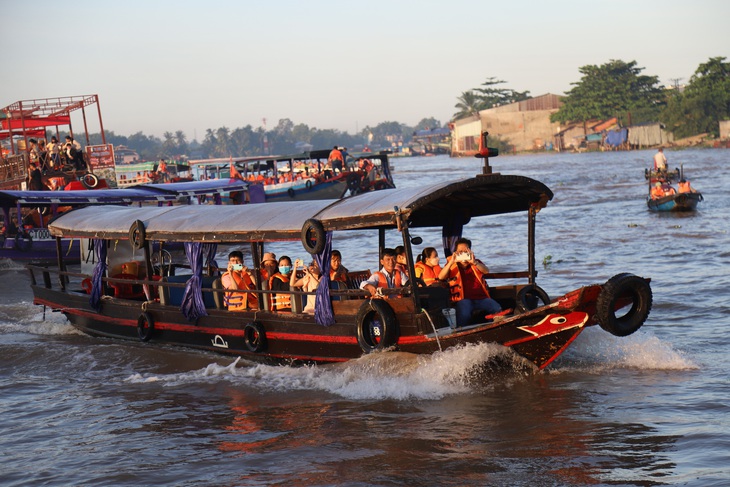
[29,140,652,370]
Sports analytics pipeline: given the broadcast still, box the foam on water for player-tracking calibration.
[124,342,527,400]
[0,300,80,336]
[555,326,699,372]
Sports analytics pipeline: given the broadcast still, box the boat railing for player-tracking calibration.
[27,264,375,309]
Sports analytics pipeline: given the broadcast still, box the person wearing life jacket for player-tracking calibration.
[438,237,501,327]
[330,249,349,283]
[650,182,666,199]
[414,247,443,287]
[678,179,695,193]
[221,251,259,311]
[360,248,408,299]
[268,256,293,311]
[328,146,344,174]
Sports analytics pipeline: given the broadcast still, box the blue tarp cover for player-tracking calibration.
[605,128,628,147]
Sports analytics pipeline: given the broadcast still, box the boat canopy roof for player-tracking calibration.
[48,174,553,242]
[0,179,248,207]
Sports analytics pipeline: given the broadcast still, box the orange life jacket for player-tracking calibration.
[222,271,259,311]
[372,269,404,299]
[678,181,691,193]
[268,273,291,311]
[414,261,442,286]
[650,186,665,199]
[445,261,490,302]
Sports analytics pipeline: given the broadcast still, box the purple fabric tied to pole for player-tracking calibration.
[89,239,107,312]
[314,231,335,326]
[180,242,210,321]
[442,212,466,258]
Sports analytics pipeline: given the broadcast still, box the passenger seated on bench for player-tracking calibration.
[291,258,321,314]
[269,256,293,312]
[329,249,349,284]
[360,248,408,298]
[221,251,258,311]
[414,247,444,287]
[438,237,500,326]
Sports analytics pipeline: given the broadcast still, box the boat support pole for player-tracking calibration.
[528,205,536,286]
[55,236,66,291]
[396,206,420,304]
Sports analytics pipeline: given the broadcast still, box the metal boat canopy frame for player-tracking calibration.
[1,94,105,153]
[48,174,553,282]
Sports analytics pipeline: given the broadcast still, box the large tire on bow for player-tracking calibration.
[243,321,267,353]
[514,284,551,314]
[129,220,146,250]
[356,299,399,353]
[301,218,326,255]
[81,173,99,189]
[137,312,154,342]
[596,273,652,337]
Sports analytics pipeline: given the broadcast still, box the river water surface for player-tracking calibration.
[1,149,729,486]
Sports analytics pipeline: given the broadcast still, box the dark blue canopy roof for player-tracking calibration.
[0,179,248,207]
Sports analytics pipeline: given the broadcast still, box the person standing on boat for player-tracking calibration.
[48,136,61,169]
[27,161,47,191]
[360,248,408,298]
[328,146,344,174]
[653,147,667,172]
[269,256,293,311]
[221,251,259,311]
[438,237,501,327]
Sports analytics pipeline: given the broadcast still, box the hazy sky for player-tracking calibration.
[2,0,728,140]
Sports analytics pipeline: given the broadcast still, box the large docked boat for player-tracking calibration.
[28,142,653,370]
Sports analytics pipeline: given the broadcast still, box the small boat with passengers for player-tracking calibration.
[646,164,703,212]
[28,136,652,370]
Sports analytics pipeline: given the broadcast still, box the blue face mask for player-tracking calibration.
[279,266,292,274]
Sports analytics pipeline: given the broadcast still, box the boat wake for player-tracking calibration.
[0,301,80,336]
[554,327,698,371]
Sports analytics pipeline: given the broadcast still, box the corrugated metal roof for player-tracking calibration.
[48,174,553,243]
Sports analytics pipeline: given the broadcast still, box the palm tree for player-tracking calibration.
[453,91,483,119]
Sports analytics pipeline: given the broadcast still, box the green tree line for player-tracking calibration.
[65,117,444,161]
[456,57,729,140]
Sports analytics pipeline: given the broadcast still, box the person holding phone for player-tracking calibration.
[291,258,321,314]
[438,237,500,326]
[221,251,258,311]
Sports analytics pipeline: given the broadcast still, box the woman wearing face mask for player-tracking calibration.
[414,247,443,287]
[268,256,293,312]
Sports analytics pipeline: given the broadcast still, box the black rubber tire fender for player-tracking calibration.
[305,179,313,190]
[514,284,551,314]
[137,312,154,342]
[596,273,652,337]
[129,219,146,250]
[287,187,295,198]
[301,218,326,255]
[81,173,99,189]
[243,321,267,353]
[356,299,399,353]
